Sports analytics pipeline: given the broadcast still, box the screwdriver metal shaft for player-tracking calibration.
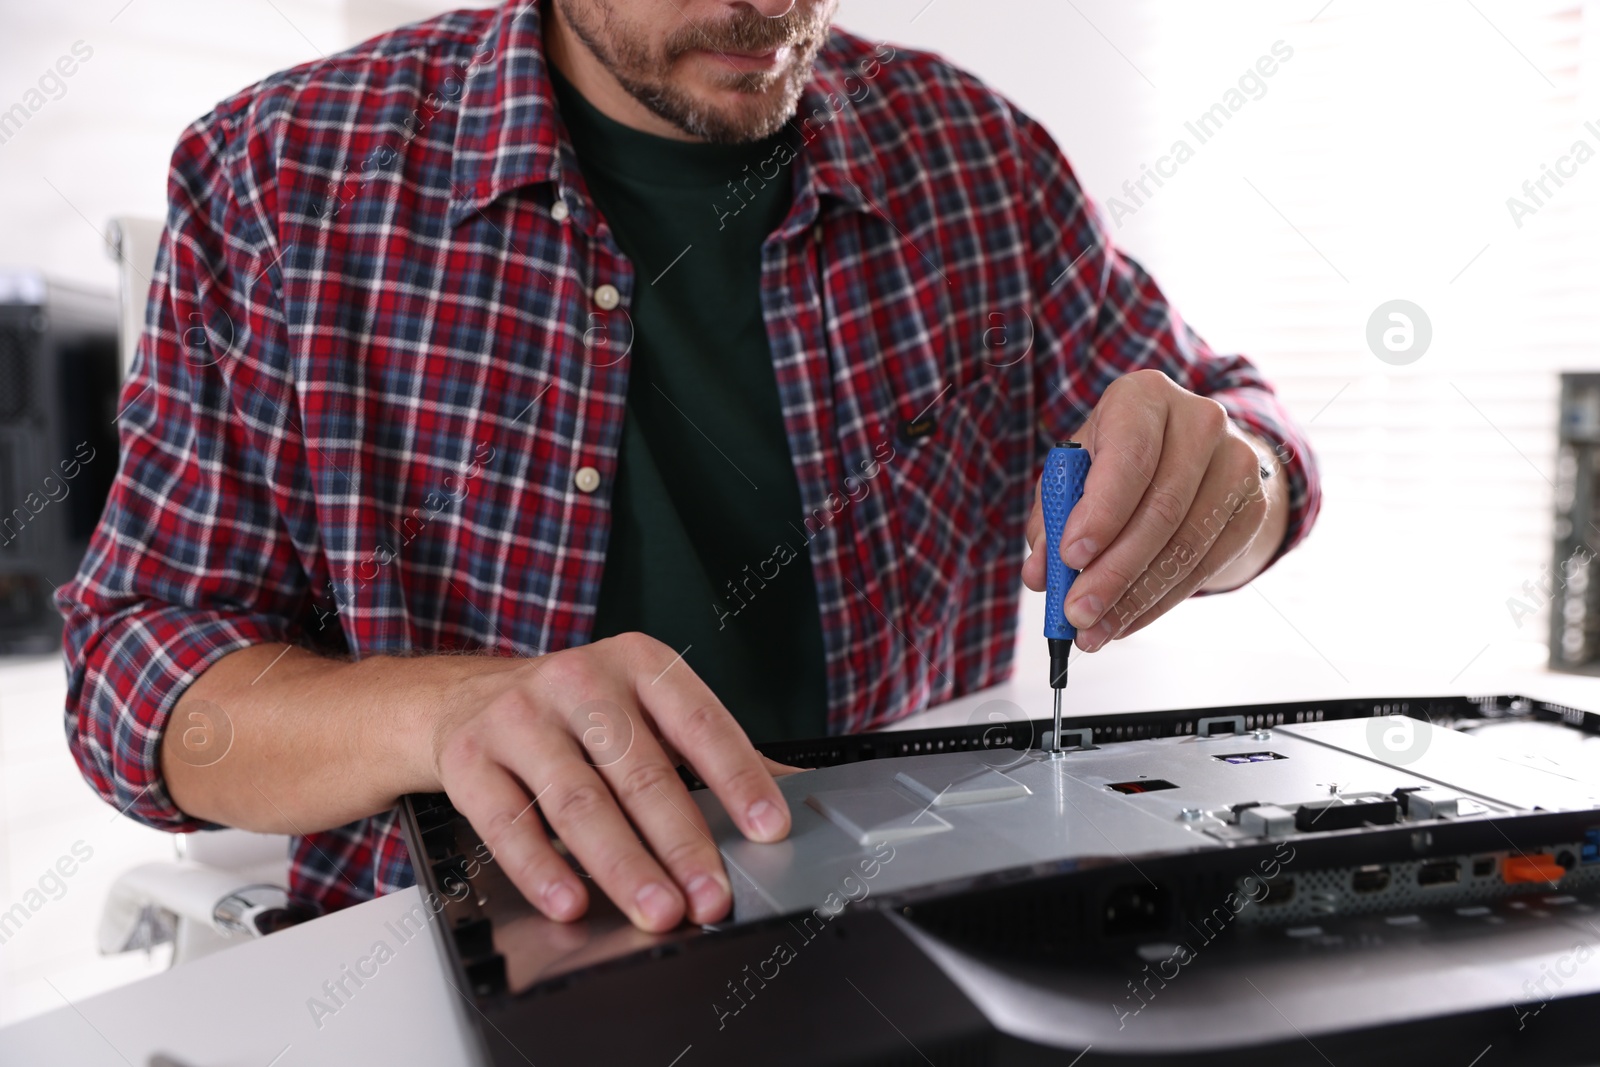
[1052,688,1063,756]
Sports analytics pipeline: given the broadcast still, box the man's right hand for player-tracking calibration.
[426,632,792,932]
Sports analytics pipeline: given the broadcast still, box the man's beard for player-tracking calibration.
[555,0,834,144]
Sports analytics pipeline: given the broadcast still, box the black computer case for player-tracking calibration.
[0,270,119,654]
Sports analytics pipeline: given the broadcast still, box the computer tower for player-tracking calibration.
[1552,372,1600,674]
[0,270,120,654]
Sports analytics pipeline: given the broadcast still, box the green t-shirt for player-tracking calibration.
[552,71,829,742]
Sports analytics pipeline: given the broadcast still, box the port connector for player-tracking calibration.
[1417,860,1461,887]
[1352,865,1390,893]
[1503,854,1564,885]
[1103,884,1171,936]
[1472,856,1496,878]
[1258,877,1295,906]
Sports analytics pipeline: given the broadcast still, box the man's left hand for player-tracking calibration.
[1021,369,1289,651]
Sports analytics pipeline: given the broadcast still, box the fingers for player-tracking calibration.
[592,724,732,925]
[1059,373,1169,572]
[438,634,794,935]
[1086,441,1265,648]
[440,754,588,923]
[1064,398,1221,633]
[1022,476,1047,592]
[516,722,690,933]
[631,649,791,846]
[1108,510,1259,642]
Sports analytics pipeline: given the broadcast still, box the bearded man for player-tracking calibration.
[60,0,1320,932]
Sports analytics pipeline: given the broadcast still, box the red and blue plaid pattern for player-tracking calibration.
[57,2,1321,914]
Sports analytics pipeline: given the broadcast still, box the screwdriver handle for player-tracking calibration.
[1042,442,1091,643]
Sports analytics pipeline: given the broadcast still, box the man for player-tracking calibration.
[60,0,1320,935]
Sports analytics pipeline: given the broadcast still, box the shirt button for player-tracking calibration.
[551,199,570,222]
[593,284,621,310]
[574,466,602,493]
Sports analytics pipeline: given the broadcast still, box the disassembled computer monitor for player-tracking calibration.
[402,694,1600,1066]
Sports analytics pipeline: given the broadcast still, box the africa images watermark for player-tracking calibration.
[1504,113,1600,229]
[1507,543,1594,629]
[312,42,497,221]
[712,439,897,631]
[1102,40,1295,229]
[711,840,897,1030]
[1113,840,1297,1029]
[1111,448,1287,631]
[1511,919,1600,1031]
[312,441,497,632]
[0,40,94,148]
[0,841,95,947]
[306,838,492,1029]
[0,440,98,548]
[711,42,897,230]
[1366,299,1432,366]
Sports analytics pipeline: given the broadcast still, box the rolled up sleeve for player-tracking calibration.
[55,107,308,832]
[1018,107,1322,566]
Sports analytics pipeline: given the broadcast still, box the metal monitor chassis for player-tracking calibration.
[400,693,1600,1067]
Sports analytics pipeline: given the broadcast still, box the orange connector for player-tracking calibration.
[1502,854,1565,885]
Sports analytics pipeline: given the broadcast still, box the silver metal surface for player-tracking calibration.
[894,765,1031,807]
[805,788,953,845]
[892,889,1600,1052]
[1406,787,1461,819]
[212,885,294,937]
[1238,804,1294,836]
[691,718,1597,923]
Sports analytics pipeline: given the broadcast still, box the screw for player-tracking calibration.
[1253,729,1271,741]
[1179,807,1204,822]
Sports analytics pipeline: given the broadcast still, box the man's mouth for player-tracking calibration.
[692,44,791,74]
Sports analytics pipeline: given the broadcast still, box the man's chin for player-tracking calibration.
[668,77,804,142]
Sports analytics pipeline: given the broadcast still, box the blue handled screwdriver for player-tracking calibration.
[1041,441,1091,756]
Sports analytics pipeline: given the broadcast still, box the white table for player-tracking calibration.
[0,883,480,1067]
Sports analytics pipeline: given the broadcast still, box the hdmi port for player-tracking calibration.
[1418,860,1461,887]
[1352,865,1390,893]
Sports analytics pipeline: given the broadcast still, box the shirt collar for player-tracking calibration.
[785,58,890,219]
[448,2,887,227]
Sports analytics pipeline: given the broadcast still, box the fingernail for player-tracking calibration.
[747,799,785,840]
[635,881,679,928]
[544,881,580,920]
[1064,538,1098,569]
[1080,620,1112,652]
[1066,594,1102,629]
[686,873,727,918]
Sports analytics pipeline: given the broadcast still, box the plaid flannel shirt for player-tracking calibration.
[57,1,1322,914]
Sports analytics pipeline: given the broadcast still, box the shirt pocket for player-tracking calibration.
[882,375,1008,639]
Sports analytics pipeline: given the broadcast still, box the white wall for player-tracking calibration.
[0,0,496,292]
[852,0,1600,698]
